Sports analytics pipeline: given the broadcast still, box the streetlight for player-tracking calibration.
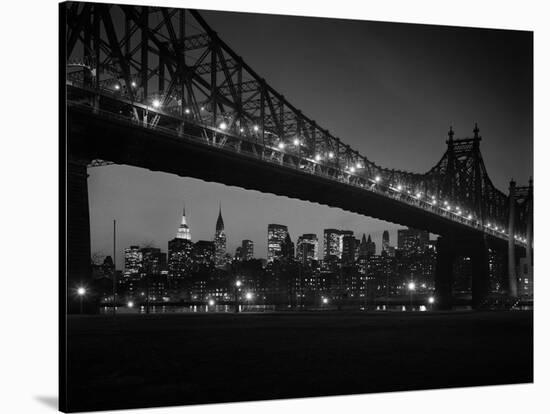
[245,292,253,311]
[77,287,86,314]
[152,99,161,109]
[127,301,134,308]
[428,296,435,311]
[219,121,227,130]
[234,280,242,313]
[408,281,415,310]
[208,299,215,307]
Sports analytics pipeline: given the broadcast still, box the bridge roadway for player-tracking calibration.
[66,94,526,310]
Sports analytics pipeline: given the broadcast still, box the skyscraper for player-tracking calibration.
[175,204,191,241]
[241,240,254,261]
[296,233,319,264]
[267,224,288,262]
[192,240,216,267]
[281,233,295,260]
[341,230,357,264]
[140,247,165,277]
[168,238,193,282]
[382,230,390,253]
[214,204,227,268]
[324,229,343,259]
[124,245,142,279]
[358,234,375,258]
[397,227,429,256]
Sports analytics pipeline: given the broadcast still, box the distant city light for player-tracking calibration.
[219,122,227,130]
[114,83,120,90]
[467,214,472,220]
[245,292,253,300]
[235,280,242,287]
[408,282,416,291]
[208,299,215,306]
[77,287,86,296]
[375,176,381,182]
[239,128,244,133]
[278,142,285,149]
[328,151,334,159]
[349,166,356,173]
[428,297,435,304]
[200,106,205,111]
[293,138,300,146]
[322,297,329,304]
[315,154,322,162]
[397,185,403,191]
[131,81,137,88]
[127,301,134,308]
[253,125,260,132]
[356,162,362,169]
[184,108,191,114]
[416,192,422,199]
[152,99,161,108]
[446,206,451,211]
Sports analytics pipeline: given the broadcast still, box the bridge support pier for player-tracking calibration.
[66,158,92,313]
[471,236,490,309]
[435,234,490,310]
[435,237,454,310]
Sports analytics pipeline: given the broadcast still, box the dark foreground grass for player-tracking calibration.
[64,310,533,412]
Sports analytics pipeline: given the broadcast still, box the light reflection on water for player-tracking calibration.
[100,303,532,314]
[100,304,276,314]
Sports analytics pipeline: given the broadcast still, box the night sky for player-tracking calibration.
[88,9,532,268]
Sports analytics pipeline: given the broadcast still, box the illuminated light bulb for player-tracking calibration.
[349,166,356,173]
[293,138,300,146]
[184,108,191,114]
[375,176,381,182]
[278,142,285,150]
[219,122,227,130]
[152,99,161,108]
[315,154,322,162]
[253,125,259,132]
[328,152,334,159]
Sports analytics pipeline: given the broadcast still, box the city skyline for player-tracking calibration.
[89,165,412,268]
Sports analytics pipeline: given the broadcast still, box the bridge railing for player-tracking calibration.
[67,84,525,246]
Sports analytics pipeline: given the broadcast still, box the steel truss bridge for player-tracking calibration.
[62,2,533,310]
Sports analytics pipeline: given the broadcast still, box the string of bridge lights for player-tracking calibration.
[104,82,528,245]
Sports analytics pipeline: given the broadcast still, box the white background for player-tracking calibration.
[0,0,548,413]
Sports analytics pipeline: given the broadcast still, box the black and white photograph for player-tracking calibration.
[58,1,536,412]
[4,0,548,413]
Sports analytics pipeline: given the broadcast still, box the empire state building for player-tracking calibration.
[175,205,191,240]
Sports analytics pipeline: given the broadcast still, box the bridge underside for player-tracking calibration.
[66,106,524,309]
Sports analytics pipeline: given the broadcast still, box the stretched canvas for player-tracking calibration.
[60,1,533,412]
